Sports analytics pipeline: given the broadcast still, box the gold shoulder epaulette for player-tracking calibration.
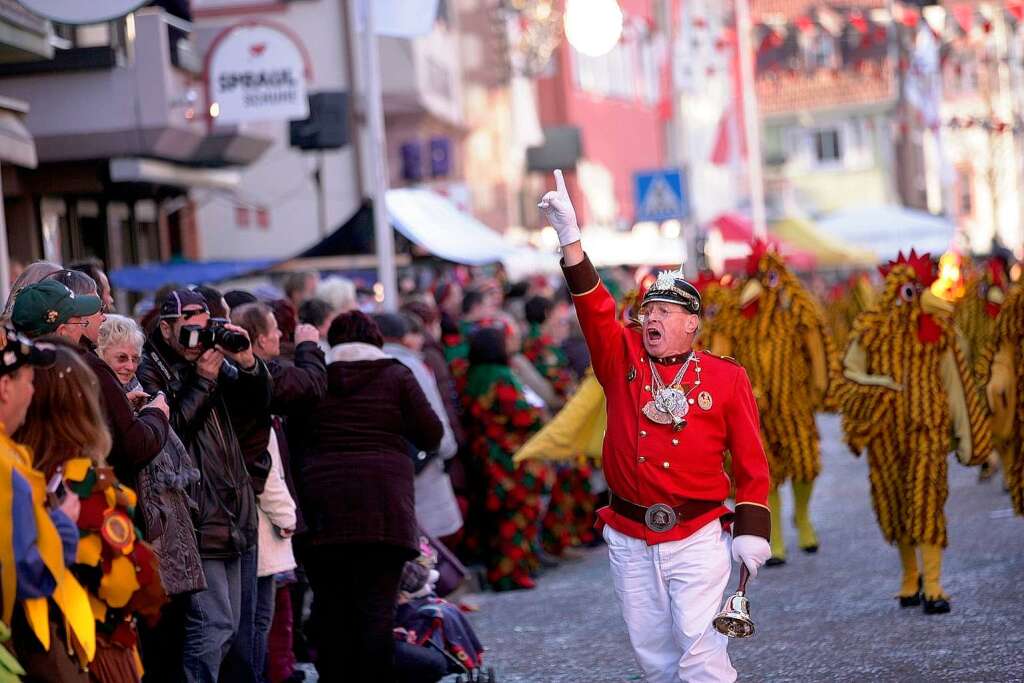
[704,352,741,366]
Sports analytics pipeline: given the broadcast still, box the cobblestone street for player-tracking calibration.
[465,415,1024,682]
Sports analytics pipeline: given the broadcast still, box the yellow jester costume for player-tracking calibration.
[839,251,992,613]
[980,283,1024,515]
[721,241,838,563]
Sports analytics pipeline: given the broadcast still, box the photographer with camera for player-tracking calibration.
[138,290,272,683]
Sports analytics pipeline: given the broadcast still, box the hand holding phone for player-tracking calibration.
[127,390,150,410]
[46,471,67,508]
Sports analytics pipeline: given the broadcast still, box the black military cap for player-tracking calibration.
[640,268,702,314]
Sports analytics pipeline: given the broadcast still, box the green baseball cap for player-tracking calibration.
[11,280,102,337]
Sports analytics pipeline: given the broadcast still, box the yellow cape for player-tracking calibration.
[514,372,606,465]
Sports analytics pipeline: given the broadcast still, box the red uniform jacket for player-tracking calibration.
[564,255,771,544]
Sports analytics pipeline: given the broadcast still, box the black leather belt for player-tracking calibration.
[609,492,722,532]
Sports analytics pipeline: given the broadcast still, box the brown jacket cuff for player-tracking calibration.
[560,253,600,295]
[734,503,771,541]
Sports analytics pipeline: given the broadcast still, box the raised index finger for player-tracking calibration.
[553,169,566,194]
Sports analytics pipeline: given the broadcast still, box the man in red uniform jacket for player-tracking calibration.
[540,171,771,682]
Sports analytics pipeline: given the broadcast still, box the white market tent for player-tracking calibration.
[816,206,957,261]
[386,188,518,265]
[385,188,559,278]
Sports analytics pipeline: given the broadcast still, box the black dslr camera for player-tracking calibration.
[179,318,250,353]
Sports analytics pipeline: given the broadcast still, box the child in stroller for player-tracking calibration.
[393,538,496,683]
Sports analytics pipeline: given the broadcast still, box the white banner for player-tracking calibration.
[207,23,309,125]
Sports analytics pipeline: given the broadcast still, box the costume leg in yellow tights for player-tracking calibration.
[768,489,786,563]
[919,544,951,613]
[792,480,818,552]
[897,543,920,605]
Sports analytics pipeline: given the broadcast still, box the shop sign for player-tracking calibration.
[206,21,310,125]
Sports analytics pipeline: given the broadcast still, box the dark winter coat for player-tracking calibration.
[138,330,271,559]
[231,340,327,495]
[293,344,443,558]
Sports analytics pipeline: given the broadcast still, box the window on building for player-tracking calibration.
[957,168,973,216]
[134,200,161,263]
[572,31,661,103]
[805,34,837,70]
[763,126,786,165]
[435,0,451,27]
[814,129,842,163]
[75,199,108,264]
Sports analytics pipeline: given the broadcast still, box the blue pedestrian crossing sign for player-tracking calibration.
[633,168,689,223]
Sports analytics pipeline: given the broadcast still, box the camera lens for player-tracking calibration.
[213,326,251,353]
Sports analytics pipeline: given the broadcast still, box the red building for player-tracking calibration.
[534,0,669,229]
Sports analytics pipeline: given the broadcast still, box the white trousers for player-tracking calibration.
[604,520,736,683]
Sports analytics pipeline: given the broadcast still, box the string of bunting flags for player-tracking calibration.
[752,1,1024,78]
[945,115,1024,134]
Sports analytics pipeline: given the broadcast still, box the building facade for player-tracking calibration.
[752,0,899,219]
[534,0,669,230]
[0,2,270,302]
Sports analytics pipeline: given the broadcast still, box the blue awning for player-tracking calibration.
[109,259,279,292]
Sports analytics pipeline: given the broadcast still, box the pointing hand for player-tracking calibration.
[537,169,581,247]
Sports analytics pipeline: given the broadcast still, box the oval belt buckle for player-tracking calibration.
[644,503,678,533]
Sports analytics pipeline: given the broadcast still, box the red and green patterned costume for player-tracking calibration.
[523,324,575,399]
[462,363,551,590]
[442,321,474,398]
[523,324,596,553]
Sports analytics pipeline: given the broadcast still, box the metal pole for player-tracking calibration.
[734,0,767,238]
[359,0,398,310]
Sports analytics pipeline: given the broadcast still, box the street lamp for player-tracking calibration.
[564,0,623,57]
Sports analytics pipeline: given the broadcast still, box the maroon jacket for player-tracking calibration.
[294,355,443,557]
[78,342,169,490]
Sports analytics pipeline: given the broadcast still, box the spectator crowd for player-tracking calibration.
[0,260,601,683]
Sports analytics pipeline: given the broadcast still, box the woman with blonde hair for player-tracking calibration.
[14,342,166,683]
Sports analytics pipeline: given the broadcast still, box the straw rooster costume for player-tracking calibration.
[721,241,838,564]
[839,250,992,613]
[981,282,1024,515]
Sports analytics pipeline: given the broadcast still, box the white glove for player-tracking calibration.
[537,169,582,247]
[731,535,771,579]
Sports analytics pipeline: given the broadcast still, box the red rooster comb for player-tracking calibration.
[878,249,935,286]
[987,257,1007,288]
[693,270,719,293]
[745,239,776,276]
